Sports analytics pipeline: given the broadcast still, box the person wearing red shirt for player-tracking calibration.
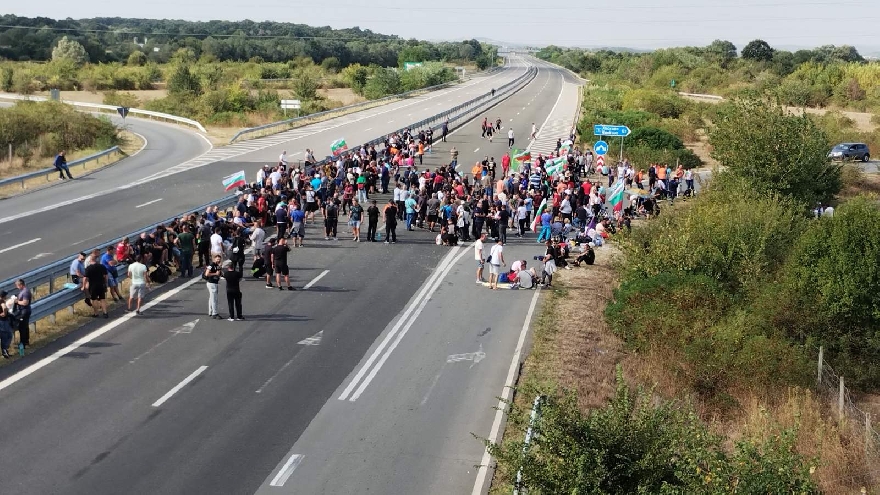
[501,152,511,177]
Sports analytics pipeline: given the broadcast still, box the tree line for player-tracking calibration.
[0,15,497,69]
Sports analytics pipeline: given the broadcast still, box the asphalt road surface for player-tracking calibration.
[0,58,530,281]
[0,59,575,494]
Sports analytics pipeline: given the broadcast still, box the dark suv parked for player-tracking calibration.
[828,142,870,161]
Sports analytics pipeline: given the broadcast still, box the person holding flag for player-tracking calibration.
[331,138,348,156]
[222,171,247,192]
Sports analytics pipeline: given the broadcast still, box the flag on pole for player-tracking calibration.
[512,148,531,162]
[530,198,548,233]
[609,178,626,212]
[222,170,247,191]
[330,138,348,156]
[559,144,571,156]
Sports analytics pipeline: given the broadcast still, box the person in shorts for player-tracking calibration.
[127,255,150,315]
[271,236,294,291]
[290,204,306,247]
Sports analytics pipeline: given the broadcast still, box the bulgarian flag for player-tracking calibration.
[544,157,565,177]
[530,198,548,233]
[330,138,348,156]
[559,144,571,156]
[513,148,531,162]
[609,178,626,212]
[222,170,246,191]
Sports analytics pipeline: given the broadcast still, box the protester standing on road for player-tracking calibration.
[487,238,505,290]
[13,279,31,352]
[205,254,222,319]
[222,260,244,321]
[384,199,398,243]
[0,292,13,358]
[54,150,73,180]
[367,200,380,242]
[262,238,276,288]
[127,255,150,315]
[271,236,294,291]
[83,250,109,319]
[177,224,196,278]
[508,128,515,148]
[349,199,364,242]
[474,232,486,284]
[441,120,449,142]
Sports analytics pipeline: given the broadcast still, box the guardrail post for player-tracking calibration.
[48,276,54,294]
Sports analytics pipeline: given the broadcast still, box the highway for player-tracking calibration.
[0,59,529,281]
[0,58,579,494]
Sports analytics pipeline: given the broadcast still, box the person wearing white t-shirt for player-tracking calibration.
[127,255,150,315]
[474,232,486,283]
[279,151,288,169]
[210,228,224,258]
[488,237,506,290]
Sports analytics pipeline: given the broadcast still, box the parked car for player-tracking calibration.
[828,143,871,161]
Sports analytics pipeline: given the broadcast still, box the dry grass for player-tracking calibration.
[518,247,625,411]
[681,94,877,133]
[840,164,880,200]
[0,130,143,198]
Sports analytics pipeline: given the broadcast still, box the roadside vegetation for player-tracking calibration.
[539,40,880,166]
[491,93,880,492]
[0,16,498,128]
[0,101,120,175]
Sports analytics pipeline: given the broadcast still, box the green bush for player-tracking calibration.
[491,371,818,494]
[622,88,688,118]
[0,101,118,158]
[629,126,684,150]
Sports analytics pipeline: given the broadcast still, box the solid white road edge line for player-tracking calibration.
[269,453,304,487]
[302,269,329,290]
[0,275,204,394]
[130,131,149,157]
[471,287,541,495]
[0,237,41,254]
[135,198,163,208]
[531,71,566,144]
[151,365,208,408]
[348,245,470,401]
[337,246,461,401]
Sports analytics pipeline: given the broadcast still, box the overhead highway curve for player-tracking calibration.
[0,59,570,495]
[0,57,530,280]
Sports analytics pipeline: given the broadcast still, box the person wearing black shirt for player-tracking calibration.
[271,237,294,291]
[367,200,380,242]
[324,201,339,240]
[384,199,398,244]
[204,254,222,319]
[221,261,244,321]
[498,206,510,244]
[84,250,109,318]
[230,229,248,274]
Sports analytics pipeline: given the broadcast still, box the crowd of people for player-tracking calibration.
[4,117,700,355]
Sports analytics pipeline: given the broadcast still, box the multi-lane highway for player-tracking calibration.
[0,56,581,494]
[0,59,530,280]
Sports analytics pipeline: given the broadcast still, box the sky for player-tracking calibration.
[9,0,880,52]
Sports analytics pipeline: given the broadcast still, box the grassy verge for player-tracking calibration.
[0,130,144,198]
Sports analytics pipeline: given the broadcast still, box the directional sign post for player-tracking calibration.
[117,106,129,120]
[596,155,606,173]
[593,124,632,163]
[280,99,302,117]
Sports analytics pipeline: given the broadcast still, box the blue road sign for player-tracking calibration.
[593,124,631,137]
[117,107,129,119]
[593,140,609,156]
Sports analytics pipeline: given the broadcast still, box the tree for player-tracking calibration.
[166,64,202,96]
[0,67,12,92]
[291,68,319,100]
[51,36,89,66]
[707,39,737,66]
[709,97,841,205]
[127,50,147,67]
[742,39,775,62]
[629,127,684,150]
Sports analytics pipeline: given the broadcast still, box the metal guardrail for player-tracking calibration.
[0,93,208,133]
[229,63,509,144]
[678,92,724,101]
[0,146,121,190]
[9,63,537,333]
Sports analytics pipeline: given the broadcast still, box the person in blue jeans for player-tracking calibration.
[537,210,553,242]
[404,193,417,231]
